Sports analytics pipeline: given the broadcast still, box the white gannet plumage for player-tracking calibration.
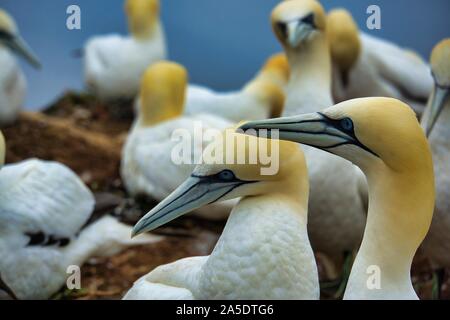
[327,9,433,116]
[185,53,289,122]
[124,132,319,300]
[0,9,40,126]
[84,0,166,100]
[0,146,159,299]
[420,39,450,268]
[240,97,435,299]
[271,0,366,270]
[121,62,237,220]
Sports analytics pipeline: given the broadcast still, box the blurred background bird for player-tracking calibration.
[83,0,166,101]
[0,133,160,299]
[121,61,236,221]
[185,53,288,122]
[326,8,433,117]
[270,0,366,279]
[0,9,40,126]
[420,39,450,294]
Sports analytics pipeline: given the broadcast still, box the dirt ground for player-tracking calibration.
[2,91,449,300]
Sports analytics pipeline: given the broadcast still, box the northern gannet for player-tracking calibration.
[271,0,366,269]
[124,132,319,300]
[420,39,450,268]
[0,134,159,300]
[240,97,435,299]
[327,8,433,116]
[84,0,166,100]
[121,61,237,220]
[185,53,289,122]
[0,9,41,126]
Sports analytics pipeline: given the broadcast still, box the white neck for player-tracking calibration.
[196,194,319,299]
[345,164,433,300]
[284,34,333,116]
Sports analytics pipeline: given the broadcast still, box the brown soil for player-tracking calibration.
[2,91,449,300]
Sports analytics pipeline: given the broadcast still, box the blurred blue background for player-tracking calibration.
[2,0,450,109]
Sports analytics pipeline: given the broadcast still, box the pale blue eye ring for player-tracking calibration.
[218,170,235,181]
[340,117,354,131]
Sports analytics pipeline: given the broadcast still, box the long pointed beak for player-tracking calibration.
[239,114,377,156]
[286,20,313,48]
[239,113,348,148]
[2,34,41,69]
[132,176,246,237]
[421,86,449,136]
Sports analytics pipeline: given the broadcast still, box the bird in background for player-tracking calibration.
[270,0,366,276]
[419,39,450,280]
[239,97,435,299]
[184,53,289,122]
[121,61,238,221]
[0,9,40,126]
[0,133,160,300]
[124,132,319,300]
[326,8,433,117]
[84,0,166,101]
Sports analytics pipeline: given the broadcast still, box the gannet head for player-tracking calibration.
[422,38,450,136]
[132,132,307,236]
[239,97,433,174]
[243,53,288,118]
[326,9,361,86]
[0,131,5,168]
[125,0,160,39]
[138,61,187,126]
[0,9,41,68]
[271,0,326,49]
[261,53,290,86]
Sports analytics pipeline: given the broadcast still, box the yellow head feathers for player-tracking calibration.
[430,38,450,87]
[139,61,188,126]
[125,0,160,39]
[327,9,361,75]
[261,53,290,84]
[0,9,17,35]
[197,130,308,203]
[326,98,432,173]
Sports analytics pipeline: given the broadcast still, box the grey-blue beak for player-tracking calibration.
[1,32,41,68]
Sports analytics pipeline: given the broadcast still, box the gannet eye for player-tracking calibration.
[340,117,354,132]
[276,22,287,39]
[218,170,235,181]
[302,13,315,27]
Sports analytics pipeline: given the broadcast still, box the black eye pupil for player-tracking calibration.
[219,170,234,181]
[340,118,353,131]
[302,13,315,26]
[277,22,287,38]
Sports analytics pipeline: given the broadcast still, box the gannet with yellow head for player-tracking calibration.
[270,0,366,272]
[0,132,158,300]
[0,9,40,126]
[185,53,289,122]
[124,132,319,299]
[121,61,237,221]
[84,0,166,100]
[327,8,433,116]
[239,97,435,299]
[420,39,450,269]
